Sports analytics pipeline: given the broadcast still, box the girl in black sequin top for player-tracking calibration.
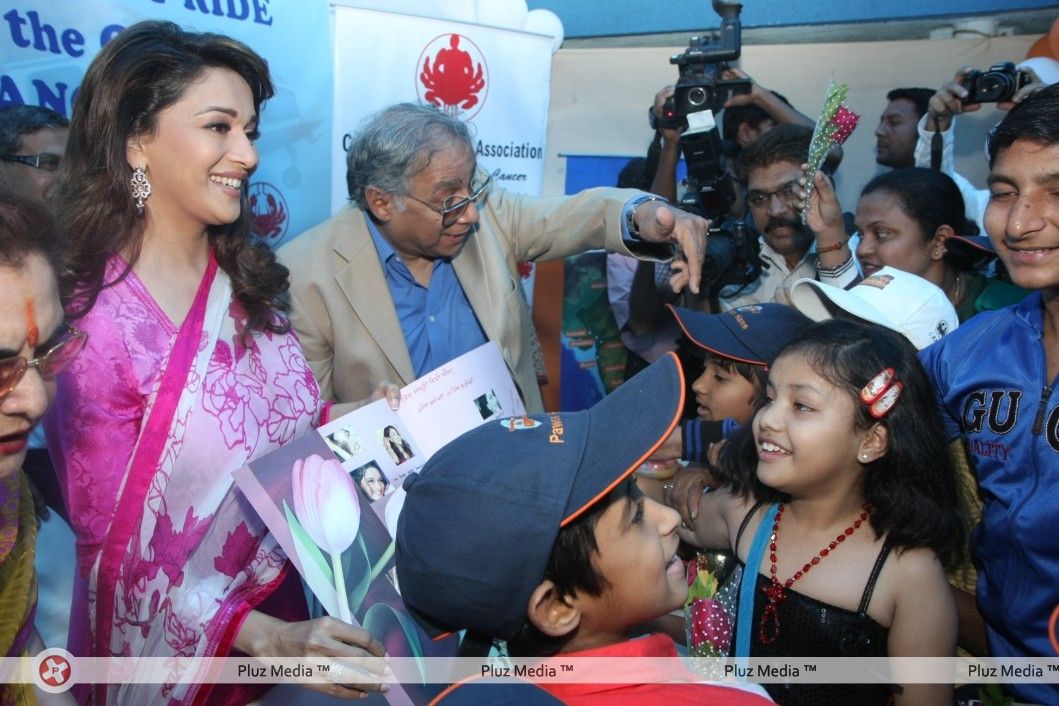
[672,320,967,706]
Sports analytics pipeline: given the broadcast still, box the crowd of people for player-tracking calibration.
[1,16,1057,706]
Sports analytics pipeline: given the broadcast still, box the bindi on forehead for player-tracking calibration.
[24,298,38,349]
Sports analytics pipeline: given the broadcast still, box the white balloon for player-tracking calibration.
[436,0,478,23]
[1018,57,1059,87]
[337,0,476,23]
[522,8,564,53]
[476,0,528,30]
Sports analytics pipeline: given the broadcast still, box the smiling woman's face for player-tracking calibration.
[359,466,387,500]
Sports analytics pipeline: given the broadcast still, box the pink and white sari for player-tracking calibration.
[47,252,321,705]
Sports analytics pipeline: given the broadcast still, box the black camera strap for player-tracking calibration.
[930,130,943,172]
[929,116,943,172]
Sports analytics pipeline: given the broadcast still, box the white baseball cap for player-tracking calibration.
[789,267,959,350]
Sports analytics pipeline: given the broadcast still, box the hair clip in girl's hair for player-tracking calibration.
[860,368,894,404]
[860,368,903,419]
[869,381,903,419]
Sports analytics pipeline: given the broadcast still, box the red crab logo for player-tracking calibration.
[249,182,288,243]
[417,34,488,119]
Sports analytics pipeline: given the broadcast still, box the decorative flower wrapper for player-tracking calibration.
[684,553,733,678]
[800,77,861,224]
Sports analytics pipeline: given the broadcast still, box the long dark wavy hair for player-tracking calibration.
[57,20,288,339]
[716,319,968,568]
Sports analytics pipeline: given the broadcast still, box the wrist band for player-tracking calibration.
[816,237,849,254]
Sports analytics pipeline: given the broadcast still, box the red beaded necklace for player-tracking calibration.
[758,502,871,645]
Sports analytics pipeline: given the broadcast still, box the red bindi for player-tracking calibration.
[25,298,38,349]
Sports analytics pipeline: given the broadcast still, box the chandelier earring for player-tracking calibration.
[130,167,151,216]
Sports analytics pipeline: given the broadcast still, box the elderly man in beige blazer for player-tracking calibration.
[280,103,709,413]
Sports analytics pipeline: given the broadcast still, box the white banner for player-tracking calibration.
[329,5,553,212]
[0,0,332,247]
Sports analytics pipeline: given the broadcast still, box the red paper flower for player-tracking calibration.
[688,598,732,655]
[829,105,861,145]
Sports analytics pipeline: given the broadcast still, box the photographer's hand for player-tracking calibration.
[927,68,980,132]
[652,84,682,141]
[651,85,682,201]
[720,67,758,107]
[633,201,709,294]
[721,67,814,133]
[998,66,1045,111]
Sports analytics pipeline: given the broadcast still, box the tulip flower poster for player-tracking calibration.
[233,342,524,704]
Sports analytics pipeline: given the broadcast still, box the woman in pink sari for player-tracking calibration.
[46,22,387,706]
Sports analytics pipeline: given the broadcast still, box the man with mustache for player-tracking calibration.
[280,103,710,413]
[718,124,856,311]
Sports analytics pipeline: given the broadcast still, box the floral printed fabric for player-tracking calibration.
[46,255,320,704]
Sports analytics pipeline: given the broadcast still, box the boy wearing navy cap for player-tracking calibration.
[396,354,773,705]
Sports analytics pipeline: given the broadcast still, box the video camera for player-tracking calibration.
[960,62,1032,104]
[651,1,759,290]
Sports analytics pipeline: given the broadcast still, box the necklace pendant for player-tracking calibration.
[758,581,787,645]
[759,600,782,645]
[763,582,787,604]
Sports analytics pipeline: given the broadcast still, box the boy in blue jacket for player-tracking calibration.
[918,84,1059,705]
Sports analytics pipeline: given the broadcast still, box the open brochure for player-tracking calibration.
[233,342,526,704]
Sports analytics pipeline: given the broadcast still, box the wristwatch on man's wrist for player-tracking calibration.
[625,194,668,240]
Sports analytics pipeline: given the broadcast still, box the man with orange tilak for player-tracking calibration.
[0,193,85,705]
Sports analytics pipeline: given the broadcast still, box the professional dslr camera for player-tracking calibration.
[650,0,759,290]
[960,62,1031,104]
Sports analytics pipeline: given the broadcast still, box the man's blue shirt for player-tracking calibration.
[368,218,488,377]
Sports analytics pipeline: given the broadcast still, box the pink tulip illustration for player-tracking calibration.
[292,454,361,623]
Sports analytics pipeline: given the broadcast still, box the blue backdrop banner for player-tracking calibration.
[0,0,332,247]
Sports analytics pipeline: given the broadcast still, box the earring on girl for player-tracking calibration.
[131,167,151,216]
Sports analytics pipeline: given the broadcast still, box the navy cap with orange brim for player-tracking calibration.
[945,233,996,258]
[395,353,685,642]
[668,303,812,367]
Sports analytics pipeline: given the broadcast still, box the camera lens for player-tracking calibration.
[976,72,1014,103]
[703,228,738,287]
[687,87,708,107]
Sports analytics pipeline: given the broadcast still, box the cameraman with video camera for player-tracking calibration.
[914,57,1059,234]
[711,123,858,310]
[654,1,855,310]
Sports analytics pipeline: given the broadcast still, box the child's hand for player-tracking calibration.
[706,440,726,468]
[664,465,715,527]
